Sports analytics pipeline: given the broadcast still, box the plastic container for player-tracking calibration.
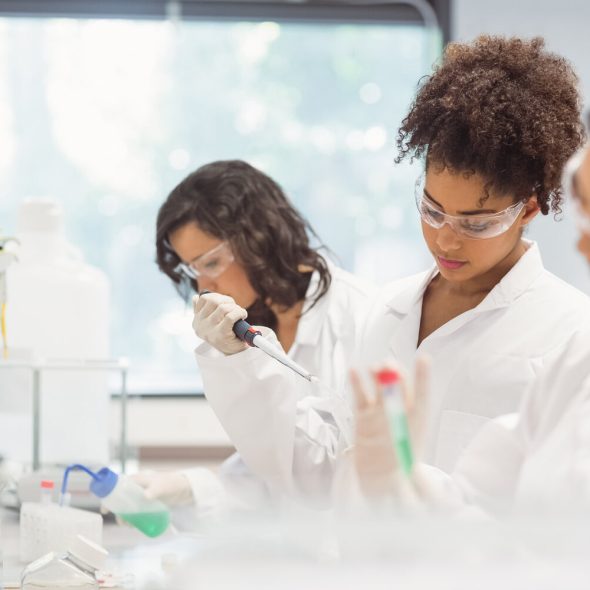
[21,534,107,590]
[19,502,103,564]
[0,198,110,465]
[90,468,170,538]
[40,481,54,506]
[1,514,4,590]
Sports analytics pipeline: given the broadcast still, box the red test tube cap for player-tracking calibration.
[40,480,55,489]
[376,368,400,385]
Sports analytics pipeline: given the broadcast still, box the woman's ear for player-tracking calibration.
[520,195,540,227]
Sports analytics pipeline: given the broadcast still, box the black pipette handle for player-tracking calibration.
[199,290,261,347]
[232,319,262,347]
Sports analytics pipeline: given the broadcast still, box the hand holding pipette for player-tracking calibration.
[193,291,315,381]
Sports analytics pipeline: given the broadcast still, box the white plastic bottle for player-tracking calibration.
[1,514,3,590]
[21,534,107,590]
[0,198,110,465]
[90,468,170,538]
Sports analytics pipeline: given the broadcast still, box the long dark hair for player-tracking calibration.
[156,160,332,329]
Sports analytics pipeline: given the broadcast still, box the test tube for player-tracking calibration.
[376,368,414,475]
[40,480,54,505]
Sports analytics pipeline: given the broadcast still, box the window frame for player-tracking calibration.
[0,0,449,41]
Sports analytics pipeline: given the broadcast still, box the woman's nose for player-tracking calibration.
[435,222,462,252]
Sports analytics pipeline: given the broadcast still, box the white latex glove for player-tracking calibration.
[350,356,431,503]
[132,471,194,507]
[192,292,249,355]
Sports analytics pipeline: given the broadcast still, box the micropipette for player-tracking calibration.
[198,290,314,381]
[377,368,414,475]
[232,318,314,381]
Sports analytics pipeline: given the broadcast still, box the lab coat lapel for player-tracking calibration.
[386,269,435,368]
[421,241,545,347]
[290,265,333,354]
[475,241,544,313]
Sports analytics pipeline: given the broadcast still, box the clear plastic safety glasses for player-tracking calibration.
[174,241,234,280]
[414,177,525,240]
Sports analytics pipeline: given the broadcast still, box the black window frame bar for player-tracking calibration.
[0,1,450,42]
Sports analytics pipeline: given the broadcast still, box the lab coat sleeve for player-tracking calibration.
[195,329,350,501]
[383,417,523,518]
[569,387,590,499]
[181,456,272,516]
[181,467,230,515]
[450,414,524,516]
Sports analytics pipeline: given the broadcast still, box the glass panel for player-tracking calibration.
[0,18,439,393]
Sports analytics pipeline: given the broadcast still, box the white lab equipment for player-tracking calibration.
[89,467,170,538]
[0,198,110,465]
[18,469,102,510]
[21,534,107,590]
[1,512,3,590]
[20,501,102,563]
[39,480,53,505]
[62,464,170,538]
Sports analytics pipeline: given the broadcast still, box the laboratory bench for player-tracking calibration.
[1,507,204,589]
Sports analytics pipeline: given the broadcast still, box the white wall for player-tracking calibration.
[453,0,590,293]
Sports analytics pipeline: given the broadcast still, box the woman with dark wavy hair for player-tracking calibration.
[190,37,590,506]
[132,160,372,514]
[156,159,332,342]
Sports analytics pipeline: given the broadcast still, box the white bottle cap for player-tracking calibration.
[68,534,109,571]
[17,198,64,233]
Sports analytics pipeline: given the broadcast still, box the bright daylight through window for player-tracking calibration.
[0,16,439,393]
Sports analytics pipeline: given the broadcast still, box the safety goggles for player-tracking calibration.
[174,241,235,280]
[414,177,525,240]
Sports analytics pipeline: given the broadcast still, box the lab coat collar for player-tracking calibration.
[476,240,544,312]
[385,267,438,316]
[292,258,333,348]
[385,240,544,317]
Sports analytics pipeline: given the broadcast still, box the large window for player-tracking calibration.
[0,10,440,393]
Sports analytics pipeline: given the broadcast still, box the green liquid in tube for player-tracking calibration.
[392,414,414,475]
[119,511,170,538]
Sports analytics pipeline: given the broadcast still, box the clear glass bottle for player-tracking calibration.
[21,534,107,590]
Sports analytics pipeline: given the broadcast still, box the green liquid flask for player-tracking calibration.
[89,468,170,538]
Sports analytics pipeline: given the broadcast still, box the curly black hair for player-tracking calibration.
[396,35,586,214]
[156,160,331,330]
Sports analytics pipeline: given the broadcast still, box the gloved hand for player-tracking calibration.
[350,356,431,502]
[192,292,249,355]
[131,471,194,507]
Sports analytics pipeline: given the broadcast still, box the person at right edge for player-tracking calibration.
[192,36,590,506]
[351,138,590,515]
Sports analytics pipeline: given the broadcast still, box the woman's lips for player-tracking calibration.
[437,256,467,270]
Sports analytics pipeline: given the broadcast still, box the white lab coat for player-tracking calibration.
[186,262,374,509]
[195,241,590,502]
[358,241,590,473]
[431,327,590,517]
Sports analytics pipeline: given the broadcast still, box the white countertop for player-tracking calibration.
[1,507,205,589]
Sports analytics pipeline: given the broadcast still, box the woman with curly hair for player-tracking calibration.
[352,143,590,513]
[189,36,590,504]
[132,160,372,515]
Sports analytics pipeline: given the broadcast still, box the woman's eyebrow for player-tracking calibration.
[423,188,497,215]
